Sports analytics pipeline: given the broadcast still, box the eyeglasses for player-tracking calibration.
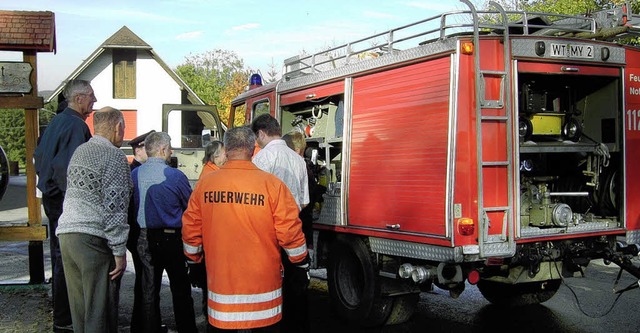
[78,92,96,99]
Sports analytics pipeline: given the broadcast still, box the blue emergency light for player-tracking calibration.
[250,73,263,87]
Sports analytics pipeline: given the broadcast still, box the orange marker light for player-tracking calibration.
[461,41,474,55]
[458,217,475,236]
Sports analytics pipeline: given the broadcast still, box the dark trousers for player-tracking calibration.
[42,193,72,328]
[200,269,208,316]
[207,322,280,333]
[59,233,121,333]
[126,222,143,332]
[280,252,310,333]
[140,228,197,333]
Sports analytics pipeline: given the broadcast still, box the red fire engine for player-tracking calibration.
[230,0,640,326]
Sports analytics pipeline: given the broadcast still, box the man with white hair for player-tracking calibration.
[132,131,197,333]
[34,79,96,332]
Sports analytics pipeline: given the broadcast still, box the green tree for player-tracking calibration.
[485,0,634,12]
[175,49,251,126]
[524,0,639,44]
[0,109,26,166]
[0,101,59,169]
[40,101,57,126]
[483,0,640,44]
[525,0,636,13]
[222,71,252,127]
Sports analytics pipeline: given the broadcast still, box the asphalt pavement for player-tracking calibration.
[0,176,331,333]
[4,175,639,333]
[0,176,209,332]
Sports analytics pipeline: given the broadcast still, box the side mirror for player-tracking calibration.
[201,129,212,147]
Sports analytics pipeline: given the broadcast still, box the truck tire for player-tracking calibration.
[477,279,561,307]
[385,293,420,325]
[327,236,393,327]
[0,145,8,201]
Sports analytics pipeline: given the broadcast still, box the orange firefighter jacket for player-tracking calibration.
[198,161,220,180]
[182,160,308,330]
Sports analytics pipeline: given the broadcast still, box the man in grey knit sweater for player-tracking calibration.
[57,107,132,333]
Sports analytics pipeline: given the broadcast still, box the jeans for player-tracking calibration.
[42,193,72,328]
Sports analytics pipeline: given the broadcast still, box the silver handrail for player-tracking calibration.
[283,2,634,78]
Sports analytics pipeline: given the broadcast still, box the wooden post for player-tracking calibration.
[0,9,55,285]
[24,50,44,284]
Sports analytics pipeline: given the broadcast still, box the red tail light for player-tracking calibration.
[468,269,480,285]
[457,218,475,236]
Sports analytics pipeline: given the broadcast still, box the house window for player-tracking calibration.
[113,49,136,99]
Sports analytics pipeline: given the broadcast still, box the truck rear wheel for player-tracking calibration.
[385,293,420,325]
[0,145,8,201]
[477,279,561,306]
[327,236,393,327]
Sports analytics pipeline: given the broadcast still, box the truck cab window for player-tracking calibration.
[252,100,270,120]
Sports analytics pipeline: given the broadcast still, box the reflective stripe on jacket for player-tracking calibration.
[182,160,307,330]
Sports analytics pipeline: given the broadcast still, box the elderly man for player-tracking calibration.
[132,132,197,333]
[182,126,308,332]
[34,79,96,332]
[56,107,131,333]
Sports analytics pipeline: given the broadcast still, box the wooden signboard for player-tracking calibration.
[0,62,33,93]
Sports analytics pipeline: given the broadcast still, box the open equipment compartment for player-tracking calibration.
[516,64,623,234]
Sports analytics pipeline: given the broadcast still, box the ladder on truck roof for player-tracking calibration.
[283,1,639,79]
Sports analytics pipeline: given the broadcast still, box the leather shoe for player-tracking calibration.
[53,324,74,332]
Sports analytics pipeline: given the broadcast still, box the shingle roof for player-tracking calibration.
[102,26,150,49]
[0,10,56,53]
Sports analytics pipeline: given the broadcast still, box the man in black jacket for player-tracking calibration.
[34,79,95,332]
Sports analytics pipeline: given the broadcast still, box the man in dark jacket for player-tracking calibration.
[34,79,95,332]
[132,132,197,333]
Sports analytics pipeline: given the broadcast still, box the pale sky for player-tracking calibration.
[0,0,485,91]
